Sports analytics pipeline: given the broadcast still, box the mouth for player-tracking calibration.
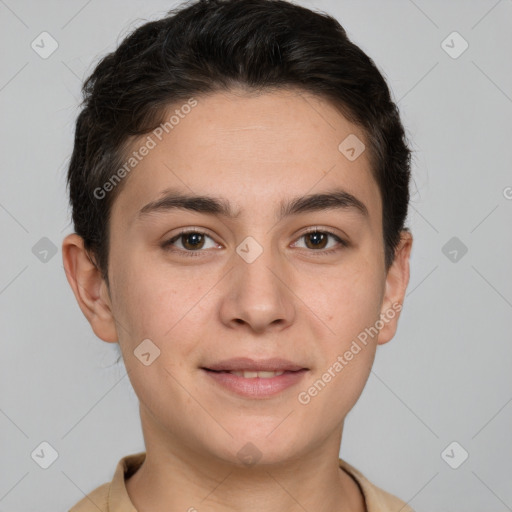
[203,368,305,378]
[202,356,308,374]
[200,358,309,398]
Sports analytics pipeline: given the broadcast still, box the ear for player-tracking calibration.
[376,230,413,345]
[62,233,118,343]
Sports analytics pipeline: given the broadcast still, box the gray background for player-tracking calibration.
[1,0,511,511]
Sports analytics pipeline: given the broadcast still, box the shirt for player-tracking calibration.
[68,451,414,512]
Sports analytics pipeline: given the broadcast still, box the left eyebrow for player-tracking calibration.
[137,186,369,222]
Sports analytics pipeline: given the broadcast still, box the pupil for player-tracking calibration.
[311,233,322,244]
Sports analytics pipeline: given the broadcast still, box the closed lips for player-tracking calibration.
[203,369,308,379]
[202,362,309,397]
[212,370,286,378]
[202,357,308,373]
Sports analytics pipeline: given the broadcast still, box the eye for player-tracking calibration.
[161,229,219,257]
[292,228,349,254]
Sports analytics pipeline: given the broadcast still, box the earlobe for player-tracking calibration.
[62,233,118,343]
[376,230,413,346]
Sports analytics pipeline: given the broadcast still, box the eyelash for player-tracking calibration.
[161,227,349,258]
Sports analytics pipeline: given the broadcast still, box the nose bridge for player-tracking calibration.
[237,237,281,294]
[220,233,295,331]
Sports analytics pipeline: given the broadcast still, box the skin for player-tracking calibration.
[62,88,412,512]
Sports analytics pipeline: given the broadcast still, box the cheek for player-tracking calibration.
[313,261,383,340]
[109,255,200,411]
[110,249,216,378]
[299,293,379,419]
[301,256,383,407]
[109,248,185,338]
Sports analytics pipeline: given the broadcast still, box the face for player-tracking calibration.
[64,88,411,467]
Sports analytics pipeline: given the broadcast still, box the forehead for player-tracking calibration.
[110,89,382,229]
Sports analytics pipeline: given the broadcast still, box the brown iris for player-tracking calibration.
[303,231,328,250]
[181,232,206,250]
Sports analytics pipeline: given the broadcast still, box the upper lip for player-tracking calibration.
[203,357,307,372]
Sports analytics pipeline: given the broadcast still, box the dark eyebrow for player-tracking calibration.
[137,186,369,222]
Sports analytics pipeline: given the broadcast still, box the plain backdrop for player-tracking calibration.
[1,1,511,511]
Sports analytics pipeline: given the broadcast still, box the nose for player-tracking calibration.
[219,242,296,334]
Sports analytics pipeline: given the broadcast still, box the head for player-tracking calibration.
[63,0,413,466]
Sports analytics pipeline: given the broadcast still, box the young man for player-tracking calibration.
[63,0,414,510]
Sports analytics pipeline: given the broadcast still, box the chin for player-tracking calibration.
[204,427,304,467]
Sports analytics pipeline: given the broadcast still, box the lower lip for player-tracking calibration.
[202,369,308,398]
